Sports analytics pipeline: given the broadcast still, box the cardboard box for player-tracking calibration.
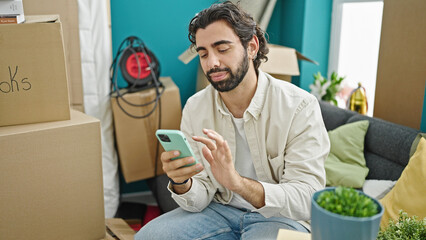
[71,104,85,113]
[24,0,84,107]
[0,15,70,127]
[111,77,182,183]
[0,110,105,239]
[260,44,317,81]
[103,218,135,240]
[373,0,426,129]
[195,44,317,91]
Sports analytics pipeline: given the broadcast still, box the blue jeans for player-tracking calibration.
[135,202,308,240]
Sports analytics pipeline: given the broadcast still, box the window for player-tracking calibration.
[328,0,384,116]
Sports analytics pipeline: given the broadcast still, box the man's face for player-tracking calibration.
[195,20,249,92]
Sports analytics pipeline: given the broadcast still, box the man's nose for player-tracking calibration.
[206,53,220,69]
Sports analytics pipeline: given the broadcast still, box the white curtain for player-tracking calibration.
[77,0,119,218]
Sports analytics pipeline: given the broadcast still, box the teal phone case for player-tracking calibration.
[155,129,198,166]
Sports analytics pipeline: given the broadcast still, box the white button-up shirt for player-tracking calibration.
[168,71,330,221]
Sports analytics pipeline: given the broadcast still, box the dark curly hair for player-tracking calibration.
[188,1,269,73]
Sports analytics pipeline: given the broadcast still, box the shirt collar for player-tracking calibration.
[214,70,269,120]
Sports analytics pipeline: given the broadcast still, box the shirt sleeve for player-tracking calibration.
[254,97,329,220]
[167,102,216,212]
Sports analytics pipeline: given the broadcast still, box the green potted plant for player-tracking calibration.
[377,210,426,240]
[311,186,384,240]
[309,71,344,106]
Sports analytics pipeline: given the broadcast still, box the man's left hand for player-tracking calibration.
[192,128,242,191]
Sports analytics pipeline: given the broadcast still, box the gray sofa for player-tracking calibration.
[148,101,421,213]
[319,101,420,181]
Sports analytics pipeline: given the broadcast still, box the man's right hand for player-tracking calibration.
[161,150,204,194]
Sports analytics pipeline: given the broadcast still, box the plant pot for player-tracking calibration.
[311,187,384,240]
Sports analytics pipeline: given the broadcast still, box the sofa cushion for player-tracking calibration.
[409,133,426,157]
[379,137,426,228]
[347,115,419,180]
[325,120,370,188]
[362,179,396,200]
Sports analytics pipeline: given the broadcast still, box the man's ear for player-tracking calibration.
[247,35,259,60]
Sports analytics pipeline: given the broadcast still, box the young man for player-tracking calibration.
[136,2,329,239]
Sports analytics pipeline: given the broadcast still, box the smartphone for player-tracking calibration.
[156,129,198,167]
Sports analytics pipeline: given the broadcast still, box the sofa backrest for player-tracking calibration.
[318,101,420,181]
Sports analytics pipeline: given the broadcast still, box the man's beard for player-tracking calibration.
[205,51,249,92]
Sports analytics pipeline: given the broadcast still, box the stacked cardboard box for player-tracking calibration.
[0,15,70,127]
[23,0,84,111]
[0,15,105,239]
[111,77,182,183]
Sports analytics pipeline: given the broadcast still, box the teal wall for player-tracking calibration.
[110,0,215,106]
[299,0,333,91]
[267,0,305,50]
[266,0,306,86]
[267,0,332,90]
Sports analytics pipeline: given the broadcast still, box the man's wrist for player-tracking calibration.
[169,178,189,185]
[228,173,244,192]
[171,178,192,195]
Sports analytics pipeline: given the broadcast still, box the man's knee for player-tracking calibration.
[135,216,174,240]
[135,223,160,240]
